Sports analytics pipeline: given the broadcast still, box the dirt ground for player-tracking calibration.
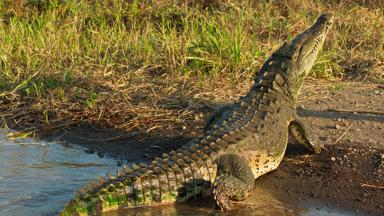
[50,80,384,216]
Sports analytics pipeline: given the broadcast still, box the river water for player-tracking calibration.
[0,129,356,216]
[0,130,118,216]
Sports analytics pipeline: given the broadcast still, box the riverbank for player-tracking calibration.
[1,1,384,215]
[51,80,384,215]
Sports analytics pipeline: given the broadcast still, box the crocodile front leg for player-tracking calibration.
[213,154,254,211]
[289,118,323,153]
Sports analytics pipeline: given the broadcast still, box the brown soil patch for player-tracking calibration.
[261,143,384,216]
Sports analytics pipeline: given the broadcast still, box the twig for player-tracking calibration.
[335,123,353,144]
[360,183,384,189]
[69,131,140,142]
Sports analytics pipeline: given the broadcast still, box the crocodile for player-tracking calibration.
[61,12,334,215]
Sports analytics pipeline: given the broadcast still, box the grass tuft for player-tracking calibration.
[1,0,383,136]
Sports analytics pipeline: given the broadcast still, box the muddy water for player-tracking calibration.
[0,130,356,216]
[0,130,118,216]
[103,185,355,216]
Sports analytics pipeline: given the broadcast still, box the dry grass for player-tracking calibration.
[0,0,383,137]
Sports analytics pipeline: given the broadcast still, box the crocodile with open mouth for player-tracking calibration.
[61,12,334,215]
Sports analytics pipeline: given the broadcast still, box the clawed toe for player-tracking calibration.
[213,190,231,211]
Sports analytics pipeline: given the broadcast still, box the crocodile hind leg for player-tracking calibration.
[213,154,254,211]
[289,118,324,153]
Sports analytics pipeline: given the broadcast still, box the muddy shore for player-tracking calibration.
[48,81,384,215]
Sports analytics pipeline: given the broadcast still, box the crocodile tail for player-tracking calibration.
[62,147,216,215]
[60,174,136,216]
[60,163,187,215]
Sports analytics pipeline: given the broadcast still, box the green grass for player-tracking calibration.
[1,0,384,135]
[1,1,383,87]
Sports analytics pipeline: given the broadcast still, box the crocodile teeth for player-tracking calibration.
[139,162,147,168]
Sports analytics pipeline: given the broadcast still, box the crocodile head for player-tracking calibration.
[275,13,334,100]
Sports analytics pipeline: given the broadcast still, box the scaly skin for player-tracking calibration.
[61,13,334,215]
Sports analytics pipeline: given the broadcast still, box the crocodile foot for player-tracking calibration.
[213,177,232,211]
[212,154,255,211]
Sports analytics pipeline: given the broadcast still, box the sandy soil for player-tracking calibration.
[50,80,384,216]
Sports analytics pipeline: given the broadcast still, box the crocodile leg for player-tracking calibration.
[289,118,323,153]
[213,154,254,211]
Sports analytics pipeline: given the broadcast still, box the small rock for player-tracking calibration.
[331,157,336,162]
[374,90,379,95]
[335,124,341,130]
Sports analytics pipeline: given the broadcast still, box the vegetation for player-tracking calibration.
[0,0,383,137]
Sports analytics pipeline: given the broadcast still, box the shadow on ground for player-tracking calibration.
[298,108,384,123]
